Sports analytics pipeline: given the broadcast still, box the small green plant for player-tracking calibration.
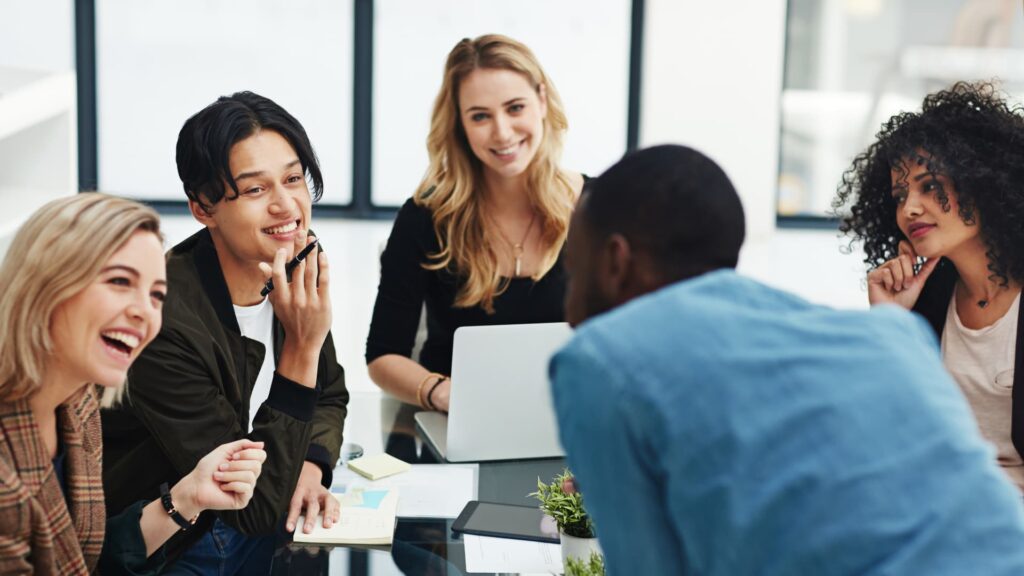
[529,469,595,538]
[565,551,606,576]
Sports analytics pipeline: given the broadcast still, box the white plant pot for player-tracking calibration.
[560,531,602,571]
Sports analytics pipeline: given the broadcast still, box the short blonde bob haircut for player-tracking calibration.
[415,34,576,313]
[0,193,161,403]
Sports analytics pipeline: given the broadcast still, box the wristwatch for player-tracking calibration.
[159,482,198,530]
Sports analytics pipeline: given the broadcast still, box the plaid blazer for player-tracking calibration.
[0,385,105,575]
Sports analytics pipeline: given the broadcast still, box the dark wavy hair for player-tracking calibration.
[833,81,1024,285]
[176,91,323,212]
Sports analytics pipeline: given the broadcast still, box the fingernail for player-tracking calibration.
[287,523,294,531]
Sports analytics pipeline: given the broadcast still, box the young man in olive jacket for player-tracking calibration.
[101,92,349,574]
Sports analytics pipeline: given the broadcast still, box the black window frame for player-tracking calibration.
[76,0,646,220]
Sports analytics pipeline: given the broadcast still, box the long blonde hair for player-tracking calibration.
[0,193,161,403]
[415,34,576,313]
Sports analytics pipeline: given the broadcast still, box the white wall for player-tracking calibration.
[0,1,74,72]
[640,0,869,309]
[641,0,786,240]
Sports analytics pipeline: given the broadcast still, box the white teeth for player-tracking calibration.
[494,145,517,155]
[264,221,298,235]
[102,331,139,350]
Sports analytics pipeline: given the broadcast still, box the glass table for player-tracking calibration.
[271,401,567,575]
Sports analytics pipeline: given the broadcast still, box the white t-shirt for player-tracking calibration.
[234,298,276,432]
[942,289,1022,491]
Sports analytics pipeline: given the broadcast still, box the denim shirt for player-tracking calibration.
[550,270,1024,576]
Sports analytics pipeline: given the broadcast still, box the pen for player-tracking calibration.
[261,238,320,297]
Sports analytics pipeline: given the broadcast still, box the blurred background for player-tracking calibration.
[1,0,1022,401]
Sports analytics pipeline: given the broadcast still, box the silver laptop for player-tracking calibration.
[415,322,572,462]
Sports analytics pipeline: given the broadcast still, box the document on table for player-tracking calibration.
[338,463,478,518]
[293,488,398,546]
[462,534,563,574]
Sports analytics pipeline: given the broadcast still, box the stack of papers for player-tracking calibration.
[293,487,399,546]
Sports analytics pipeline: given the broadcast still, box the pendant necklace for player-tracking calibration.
[975,285,1007,309]
[494,212,537,277]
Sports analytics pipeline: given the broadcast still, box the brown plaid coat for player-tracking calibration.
[0,385,105,575]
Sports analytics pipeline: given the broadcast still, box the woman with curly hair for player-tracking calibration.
[366,34,584,413]
[834,81,1024,490]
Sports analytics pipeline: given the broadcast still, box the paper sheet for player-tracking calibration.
[293,488,398,545]
[333,463,478,518]
[462,534,563,574]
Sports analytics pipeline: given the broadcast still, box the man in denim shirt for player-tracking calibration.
[552,144,1024,575]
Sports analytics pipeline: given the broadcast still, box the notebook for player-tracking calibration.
[292,487,399,546]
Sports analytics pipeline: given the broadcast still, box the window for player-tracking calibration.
[96,0,354,204]
[778,0,1024,218]
[371,0,632,206]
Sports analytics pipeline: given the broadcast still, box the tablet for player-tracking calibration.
[451,501,560,544]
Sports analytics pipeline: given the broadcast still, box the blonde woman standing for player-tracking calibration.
[366,34,585,413]
[0,194,265,575]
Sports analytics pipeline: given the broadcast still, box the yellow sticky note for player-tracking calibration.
[347,453,412,481]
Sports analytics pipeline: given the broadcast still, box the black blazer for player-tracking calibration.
[912,258,1024,459]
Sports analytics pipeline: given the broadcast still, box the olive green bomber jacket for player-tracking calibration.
[101,228,348,539]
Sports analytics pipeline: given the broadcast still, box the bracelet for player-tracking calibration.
[159,482,198,531]
[426,376,446,411]
[417,372,444,409]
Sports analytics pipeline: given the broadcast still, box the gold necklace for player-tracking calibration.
[492,212,537,277]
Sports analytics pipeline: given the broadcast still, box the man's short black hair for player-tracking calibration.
[175,91,324,211]
[582,144,745,282]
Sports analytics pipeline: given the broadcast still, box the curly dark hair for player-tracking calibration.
[833,81,1024,286]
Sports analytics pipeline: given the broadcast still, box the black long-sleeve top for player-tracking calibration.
[366,198,567,376]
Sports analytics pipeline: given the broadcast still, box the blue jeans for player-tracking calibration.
[162,518,276,576]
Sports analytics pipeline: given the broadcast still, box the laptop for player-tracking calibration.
[415,322,573,462]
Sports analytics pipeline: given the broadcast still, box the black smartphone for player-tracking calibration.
[451,501,559,544]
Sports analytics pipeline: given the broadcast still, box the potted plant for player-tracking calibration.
[565,551,606,576]
[530,469,602,566]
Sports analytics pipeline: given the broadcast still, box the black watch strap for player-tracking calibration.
[159,482,196,530]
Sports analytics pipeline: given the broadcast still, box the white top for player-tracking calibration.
[942,289,1022,491]
[234,298,276,432]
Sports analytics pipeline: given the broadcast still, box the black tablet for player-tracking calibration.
[451,501,560,544]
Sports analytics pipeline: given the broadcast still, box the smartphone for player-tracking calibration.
[451,501,559,544]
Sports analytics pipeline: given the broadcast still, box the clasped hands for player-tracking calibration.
[177,443,338,535]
